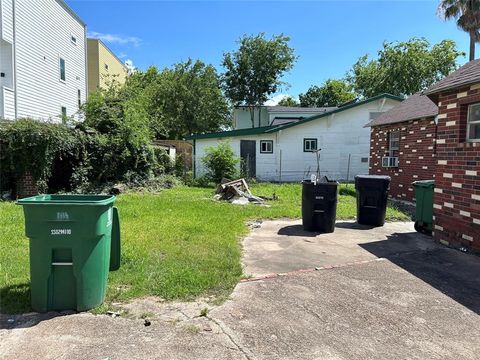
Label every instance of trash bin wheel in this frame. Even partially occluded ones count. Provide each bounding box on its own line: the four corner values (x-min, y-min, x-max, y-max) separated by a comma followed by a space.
414, 220, 423, 233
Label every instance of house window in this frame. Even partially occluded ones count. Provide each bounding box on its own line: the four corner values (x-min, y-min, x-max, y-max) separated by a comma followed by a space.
260, 140, 273, 153
387, 130, 400, 156
303, 138, 318, 152
59, 58, 66, 81
105, 64, 109, 71
61, 106, 67, 123
77, 89, 81, 108
467, 103, 480, 141
71, 34, 77, 45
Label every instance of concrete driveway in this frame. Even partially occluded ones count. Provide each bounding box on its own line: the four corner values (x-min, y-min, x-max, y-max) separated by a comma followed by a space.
1, 220, 480, 359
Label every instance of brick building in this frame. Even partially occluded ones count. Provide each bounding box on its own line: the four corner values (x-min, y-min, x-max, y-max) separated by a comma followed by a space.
424, 60, 480, 251
367, 93, 438, 202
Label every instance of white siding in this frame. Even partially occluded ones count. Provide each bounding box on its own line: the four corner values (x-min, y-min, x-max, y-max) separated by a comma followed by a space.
194, 98, 400, 182
0, 40, 14, 88
194, 134, 278, 181
0, 0, 14, 43
11, 0, 87, 121
1, 86, 15, 118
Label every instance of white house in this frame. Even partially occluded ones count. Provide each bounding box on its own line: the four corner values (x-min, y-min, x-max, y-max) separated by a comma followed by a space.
0, 0, 87, 121
187, 94, 402, 182
234, 105, 336, 129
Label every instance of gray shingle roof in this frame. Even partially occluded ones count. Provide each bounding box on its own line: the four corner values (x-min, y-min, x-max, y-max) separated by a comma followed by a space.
366, 92, 437, 127
266, 106, 337, 113
425, 59, 480, 96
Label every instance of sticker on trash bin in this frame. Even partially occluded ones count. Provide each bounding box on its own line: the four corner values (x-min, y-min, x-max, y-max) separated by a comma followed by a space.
51, 229, 72, 235
315, 196, 324, 200
56, 212, 70, 221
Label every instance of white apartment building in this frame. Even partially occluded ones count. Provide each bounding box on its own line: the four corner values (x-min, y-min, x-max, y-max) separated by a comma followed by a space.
0, 0, 87, 121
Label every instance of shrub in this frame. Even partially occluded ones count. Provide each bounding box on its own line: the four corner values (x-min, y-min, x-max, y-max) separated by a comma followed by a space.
201, 142, 240, 183
80, 90, 155, 184
0, 119, 89, 195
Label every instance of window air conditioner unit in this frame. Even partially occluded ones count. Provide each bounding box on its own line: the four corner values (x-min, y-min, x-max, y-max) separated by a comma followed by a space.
382, 156, 399, 168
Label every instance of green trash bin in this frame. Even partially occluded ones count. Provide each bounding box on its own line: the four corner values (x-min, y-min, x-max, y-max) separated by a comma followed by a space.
412, 180, 435, 234
16, 194, 121, 312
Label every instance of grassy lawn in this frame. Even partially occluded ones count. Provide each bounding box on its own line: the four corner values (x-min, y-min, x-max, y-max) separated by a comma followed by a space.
0, 183, 409, 314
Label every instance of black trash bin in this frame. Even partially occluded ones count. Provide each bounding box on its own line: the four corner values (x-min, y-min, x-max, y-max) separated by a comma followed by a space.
302, 179, 339, 233
354, 175, 391, 226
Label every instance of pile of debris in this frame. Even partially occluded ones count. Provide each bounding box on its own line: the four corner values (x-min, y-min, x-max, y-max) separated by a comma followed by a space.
214, 178, 267, 205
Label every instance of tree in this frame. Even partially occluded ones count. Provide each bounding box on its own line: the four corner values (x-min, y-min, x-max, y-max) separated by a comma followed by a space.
277, 96, 299, 107
222, 33, 297, 127
128, 60, 230, 139
299, 79, 357, 107
347, 38, 464, 98
438, 0, 480, 61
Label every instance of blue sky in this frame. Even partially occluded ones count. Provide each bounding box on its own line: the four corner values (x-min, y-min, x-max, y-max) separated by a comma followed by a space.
69, 0, 471, 102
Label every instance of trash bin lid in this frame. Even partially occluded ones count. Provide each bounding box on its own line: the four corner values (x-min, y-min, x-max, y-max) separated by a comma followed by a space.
17, 194, 116, 206
354, 175, 391, 181
412, 180, 435, 188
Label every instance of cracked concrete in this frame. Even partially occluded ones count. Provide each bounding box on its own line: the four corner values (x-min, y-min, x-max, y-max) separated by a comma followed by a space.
1, 220, 480, 359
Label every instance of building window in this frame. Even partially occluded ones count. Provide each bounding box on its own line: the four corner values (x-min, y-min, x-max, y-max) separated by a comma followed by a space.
61, 106, 67, 123
387, 130, 399, 156
77, 89, 81, 108
260, 140, 273, 153
303, 138, 318, 152
59, 58, 66, 81
467, 103, 480, 141
105, 64, 109, 71
71, 34, 77, 45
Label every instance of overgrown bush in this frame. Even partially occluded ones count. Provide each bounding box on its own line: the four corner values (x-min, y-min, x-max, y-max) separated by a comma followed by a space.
0, 114, 170, 196
0, 119, 89, 195
201, 142, 239, 183
80, 89, 156, 183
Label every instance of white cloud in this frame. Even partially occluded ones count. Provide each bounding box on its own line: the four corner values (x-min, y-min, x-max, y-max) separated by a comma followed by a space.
118, 52, 128, 59
124, 59, 136, 74
264, 94, 297, 106
88, 31, 141, 47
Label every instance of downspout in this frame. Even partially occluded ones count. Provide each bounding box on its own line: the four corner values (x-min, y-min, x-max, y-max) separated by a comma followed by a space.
12, 0, 17, 119
84, 23, 88, 102
193, 139, 196, 179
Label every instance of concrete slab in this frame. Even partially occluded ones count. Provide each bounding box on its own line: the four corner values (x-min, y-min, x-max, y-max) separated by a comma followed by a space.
0, 305, 246, 360
242, 220, 437, 277
212, 258, 480, 360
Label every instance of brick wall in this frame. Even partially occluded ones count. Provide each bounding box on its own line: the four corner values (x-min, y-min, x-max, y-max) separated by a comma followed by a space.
16, 172, 38, 198
432, 84, 480, 251
369, 117, 437, 202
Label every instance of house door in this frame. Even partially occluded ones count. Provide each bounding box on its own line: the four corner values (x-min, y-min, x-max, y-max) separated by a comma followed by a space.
240, 140, 256, 178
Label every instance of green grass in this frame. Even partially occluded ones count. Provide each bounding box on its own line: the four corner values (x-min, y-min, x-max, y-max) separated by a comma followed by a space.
0, 183, 409, 314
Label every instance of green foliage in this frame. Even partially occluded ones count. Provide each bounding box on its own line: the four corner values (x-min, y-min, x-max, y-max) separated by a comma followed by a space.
438, 0, 480, 60
299, 79, 357, 107
126, 60, 230, 139
347, 38, 465, 98
0, 119, 89, 195
202, 142, 240, 183
222, 33, 297, 127
277, 96, 299, 107
80, 88, 156, 183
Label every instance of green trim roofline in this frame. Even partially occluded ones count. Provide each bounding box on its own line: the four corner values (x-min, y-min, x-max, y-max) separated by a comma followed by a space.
184, 93, 403, 140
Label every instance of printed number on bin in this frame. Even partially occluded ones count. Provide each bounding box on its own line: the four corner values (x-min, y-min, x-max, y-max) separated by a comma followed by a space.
51, 229, 72, 235
315, 196, 324, 200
